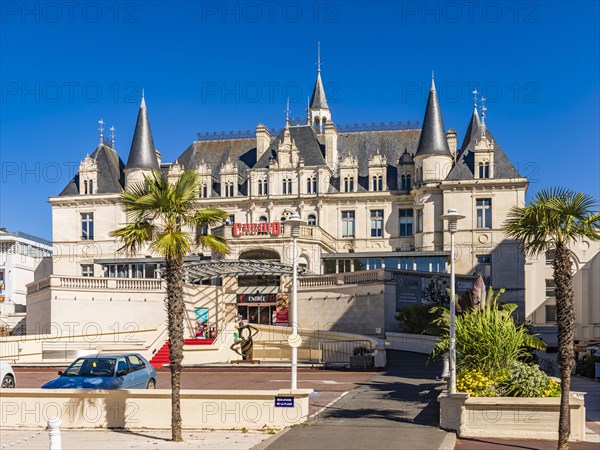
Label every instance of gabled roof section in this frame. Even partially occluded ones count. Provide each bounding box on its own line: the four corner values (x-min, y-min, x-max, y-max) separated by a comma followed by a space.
125, 96, 159, 171
415, 78, 451, 157
255, 125, 326, 168
58, 145, 125, 196
446, 127, 521, 180
310, 71, 329, 110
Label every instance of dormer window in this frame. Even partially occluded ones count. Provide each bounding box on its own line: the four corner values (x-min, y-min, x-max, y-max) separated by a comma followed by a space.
400, 174, 412, 191
282, 178, 292, 195
83, 179, 94, 195
343, 176, 354, 193
199, 183, 208, 198
372, 174, 383, 191
306, 176, 317, 194
307, 214, 317, 226
258, 178, 268, 196
223, 181, 235, 197
478, 161, 490, 179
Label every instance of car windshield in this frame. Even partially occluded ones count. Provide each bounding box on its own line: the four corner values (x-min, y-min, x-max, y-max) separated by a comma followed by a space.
63, 358, 116, 377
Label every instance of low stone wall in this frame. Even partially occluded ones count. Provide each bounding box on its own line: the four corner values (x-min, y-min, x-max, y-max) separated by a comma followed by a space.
386, 332, 439, 354
439, 391, 586, 441
0, 388, 312, 430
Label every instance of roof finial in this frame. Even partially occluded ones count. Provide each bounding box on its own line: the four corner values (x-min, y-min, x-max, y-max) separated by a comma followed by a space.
430, 70, 436, 91
472, 89, 479, 111
317, 41, 322, 73
306, 96, 311, 124
98, 118, 105, 144
109, 125, 116, 148
285, 97, 290, 127
140, 89, 146, 109
480, 96, 487, 136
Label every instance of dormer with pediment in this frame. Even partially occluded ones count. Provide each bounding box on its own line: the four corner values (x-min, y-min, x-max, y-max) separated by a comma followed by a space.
398, 148, 414, 191
79, 155, 98, 195
195, 160, 213, 198
368, 151, 387, 192
473, 131, 495, 179
167, 160, 184, 184
339, 153, 358, 193
276, 125, 300, 168
219, 158, 239, 198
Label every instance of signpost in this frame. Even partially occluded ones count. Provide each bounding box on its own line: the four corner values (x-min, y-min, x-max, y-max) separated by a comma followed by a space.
274, 396, 295, 408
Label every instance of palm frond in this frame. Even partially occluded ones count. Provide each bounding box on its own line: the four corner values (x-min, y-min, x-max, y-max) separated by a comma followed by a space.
110, 221, 155, 255
150, 231, 192, 259
197, 234, 230, 255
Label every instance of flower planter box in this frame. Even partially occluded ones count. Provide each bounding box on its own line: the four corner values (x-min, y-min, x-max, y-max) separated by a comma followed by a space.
438, 391, 586, 441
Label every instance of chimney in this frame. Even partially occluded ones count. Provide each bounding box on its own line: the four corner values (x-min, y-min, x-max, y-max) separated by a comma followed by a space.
255, 124, 271, 161
324, 121, 338, 170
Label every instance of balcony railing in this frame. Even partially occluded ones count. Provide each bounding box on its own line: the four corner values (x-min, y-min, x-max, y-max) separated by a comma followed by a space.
299, 269, 389, 288
27, 276, 164, 294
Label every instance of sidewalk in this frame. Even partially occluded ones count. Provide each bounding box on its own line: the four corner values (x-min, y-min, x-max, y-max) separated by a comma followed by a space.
0, 429, 271, 449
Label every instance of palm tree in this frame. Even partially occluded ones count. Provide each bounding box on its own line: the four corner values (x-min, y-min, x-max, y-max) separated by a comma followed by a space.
504, 187, 599, 449
111, 170, 229, 441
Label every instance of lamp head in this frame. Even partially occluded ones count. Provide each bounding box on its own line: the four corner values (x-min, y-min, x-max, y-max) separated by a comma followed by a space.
440, 208, 466, 233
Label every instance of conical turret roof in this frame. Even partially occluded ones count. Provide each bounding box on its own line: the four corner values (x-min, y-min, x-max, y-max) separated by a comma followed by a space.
460, 107, 481, 153
125, 94, 159, 170
310, 71, 329, 110
415, 78, 451, 157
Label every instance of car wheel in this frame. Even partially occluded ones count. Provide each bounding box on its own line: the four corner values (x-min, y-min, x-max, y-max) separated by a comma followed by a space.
1, 375, 15, 389
146, 379, 155, 389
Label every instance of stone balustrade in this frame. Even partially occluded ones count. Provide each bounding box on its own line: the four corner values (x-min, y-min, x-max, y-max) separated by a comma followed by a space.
27, 276, 165, 294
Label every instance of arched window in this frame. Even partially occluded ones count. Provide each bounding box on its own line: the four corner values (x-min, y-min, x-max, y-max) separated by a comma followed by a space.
478, 161, 490, 179
258, 215, 268, 223
307, 214, 317, 226
372, 174, 383, 191
224, 182, 235, 197
258, 178, 268, 196
343, 176, 354, 193
306, 176, 317, 194
282, 178, 292, 195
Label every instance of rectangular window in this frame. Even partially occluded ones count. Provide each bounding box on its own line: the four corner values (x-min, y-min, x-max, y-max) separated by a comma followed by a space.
228, 214, 235, 225
476, 198, 492, 229
416, 209, 423, 233
545, 304, 557, 323
81, 213, 94, 240
81, 264, 94, 277
545, 250, 555, 266
399, 208, 413, 236
370, 210, 384, 237
341, 211, 355, 238
476, 255, 492, 285
545, 279, 556, 297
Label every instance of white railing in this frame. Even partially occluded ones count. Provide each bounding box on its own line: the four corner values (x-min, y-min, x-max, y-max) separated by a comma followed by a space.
28, 276, 165, 293
299, 269, 387, 288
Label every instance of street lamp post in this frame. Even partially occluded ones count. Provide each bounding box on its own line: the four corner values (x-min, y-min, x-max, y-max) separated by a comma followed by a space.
440, 208, 465, 394
285, 213, 306, 390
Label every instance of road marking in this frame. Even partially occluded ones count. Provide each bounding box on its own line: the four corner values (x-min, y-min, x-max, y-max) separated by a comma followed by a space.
269, 379, 340, 384
309, 391, 349, 419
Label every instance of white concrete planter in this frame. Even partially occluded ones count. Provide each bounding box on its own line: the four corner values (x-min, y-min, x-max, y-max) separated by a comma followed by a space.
438, 391, 586, 441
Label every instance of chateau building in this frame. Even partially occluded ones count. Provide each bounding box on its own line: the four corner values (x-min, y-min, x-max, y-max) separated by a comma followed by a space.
28, 60, 599, 343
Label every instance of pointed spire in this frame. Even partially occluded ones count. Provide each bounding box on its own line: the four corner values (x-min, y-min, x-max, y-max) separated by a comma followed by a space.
415, 73, 451, 157
306, 96, 311, 125
125, 94, 159, 171
109, 126, 116, 148
460, 104, 482, 152
309, 42, 329, 110
480, 96, 487, 136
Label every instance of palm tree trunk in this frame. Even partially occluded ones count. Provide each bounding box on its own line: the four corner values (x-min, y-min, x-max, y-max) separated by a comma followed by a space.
554, 243, 575, 450
165, 255, 185, 442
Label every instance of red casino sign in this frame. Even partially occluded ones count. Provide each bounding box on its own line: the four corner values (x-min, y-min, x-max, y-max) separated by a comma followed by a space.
232, 221, 282, 237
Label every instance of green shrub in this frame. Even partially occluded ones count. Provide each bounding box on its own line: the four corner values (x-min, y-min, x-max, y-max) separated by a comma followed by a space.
495, 361, 560, 397
395, 303, 441, 335
582, 354, 599, 379
429, 294, 546, 376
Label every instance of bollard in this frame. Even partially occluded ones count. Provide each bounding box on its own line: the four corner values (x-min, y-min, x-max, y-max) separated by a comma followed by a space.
48, 416, 62, 450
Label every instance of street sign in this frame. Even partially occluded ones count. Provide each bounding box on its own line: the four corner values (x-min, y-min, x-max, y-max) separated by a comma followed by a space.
274, 396, 294, 408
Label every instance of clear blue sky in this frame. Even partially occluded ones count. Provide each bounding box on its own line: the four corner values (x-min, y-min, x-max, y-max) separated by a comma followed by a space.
1, 1, 599, 240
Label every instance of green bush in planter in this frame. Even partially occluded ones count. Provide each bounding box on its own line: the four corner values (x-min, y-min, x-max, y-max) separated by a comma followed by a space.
496, 361, 561, 397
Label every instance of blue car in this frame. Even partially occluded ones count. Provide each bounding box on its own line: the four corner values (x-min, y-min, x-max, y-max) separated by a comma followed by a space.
42, 353, 156, 389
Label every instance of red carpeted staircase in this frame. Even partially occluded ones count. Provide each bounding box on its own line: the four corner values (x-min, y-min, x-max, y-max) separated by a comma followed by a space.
150, 338, 215, 368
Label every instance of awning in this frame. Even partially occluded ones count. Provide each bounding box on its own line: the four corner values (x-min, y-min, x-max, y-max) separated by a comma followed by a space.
184, 260, 311, 283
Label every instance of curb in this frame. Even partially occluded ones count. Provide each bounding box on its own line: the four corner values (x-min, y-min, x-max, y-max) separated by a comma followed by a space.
439, 432, 457, 450
251, 427, 293, 450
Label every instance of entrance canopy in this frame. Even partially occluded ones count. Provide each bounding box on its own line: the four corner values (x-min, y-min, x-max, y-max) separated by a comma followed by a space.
184, 260, 309, 283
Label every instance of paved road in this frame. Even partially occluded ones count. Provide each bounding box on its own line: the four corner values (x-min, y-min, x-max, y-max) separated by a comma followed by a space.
258, 351, 452, 450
